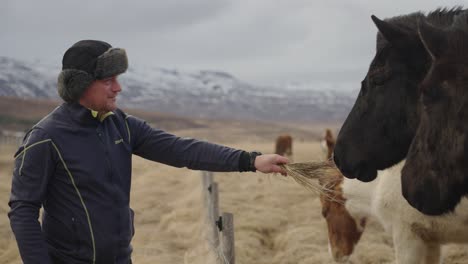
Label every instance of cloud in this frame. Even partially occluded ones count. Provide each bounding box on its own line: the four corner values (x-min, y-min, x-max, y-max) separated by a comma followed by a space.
3, 0, 231, 32
1, 0, 466, 87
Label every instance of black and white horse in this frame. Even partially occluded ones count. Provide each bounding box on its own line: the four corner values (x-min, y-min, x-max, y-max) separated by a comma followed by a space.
332, 8, 465, 215
402, 12, 468, 215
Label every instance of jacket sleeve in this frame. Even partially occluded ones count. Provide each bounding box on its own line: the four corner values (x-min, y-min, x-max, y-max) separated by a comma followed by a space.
125, 115, 245, 171
8, 128, 56, 264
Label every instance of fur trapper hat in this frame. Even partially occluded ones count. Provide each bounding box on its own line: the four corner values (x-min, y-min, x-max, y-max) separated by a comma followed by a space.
57, 40, 128, 102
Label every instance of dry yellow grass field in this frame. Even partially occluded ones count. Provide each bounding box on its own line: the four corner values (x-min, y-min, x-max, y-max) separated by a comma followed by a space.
1, 122, 467, 264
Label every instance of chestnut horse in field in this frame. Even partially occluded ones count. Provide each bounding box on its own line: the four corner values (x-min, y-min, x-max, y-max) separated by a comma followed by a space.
275, 134, 292, 157
323, 129, 336, 160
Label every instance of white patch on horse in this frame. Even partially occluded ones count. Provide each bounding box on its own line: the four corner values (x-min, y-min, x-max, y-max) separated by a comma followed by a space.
342, 160, 468, 263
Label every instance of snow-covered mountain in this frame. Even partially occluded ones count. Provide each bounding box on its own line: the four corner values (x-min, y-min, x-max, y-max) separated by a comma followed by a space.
0, 56, 359, 122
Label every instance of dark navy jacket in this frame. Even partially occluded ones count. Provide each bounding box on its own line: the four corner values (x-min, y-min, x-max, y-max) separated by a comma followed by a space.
8, 102, 243, 264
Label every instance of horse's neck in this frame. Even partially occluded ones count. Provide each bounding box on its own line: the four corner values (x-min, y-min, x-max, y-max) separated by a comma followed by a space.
342, 161, 406, 217
375, 161, 468, 242
341, 175, 380, 217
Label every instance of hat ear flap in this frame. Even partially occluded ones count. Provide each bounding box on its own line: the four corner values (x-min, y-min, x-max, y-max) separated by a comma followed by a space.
57, 69, 94, 102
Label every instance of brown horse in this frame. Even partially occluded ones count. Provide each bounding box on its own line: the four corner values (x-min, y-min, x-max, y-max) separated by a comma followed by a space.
402, 12, 468, 215
324, 129, 336, 160
319, 134, 366, 262
274, 134, 292, 157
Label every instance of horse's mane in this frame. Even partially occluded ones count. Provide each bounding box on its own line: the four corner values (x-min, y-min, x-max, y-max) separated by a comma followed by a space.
426, 7, 465, 27
376, 7, 465, 49
452, 10, 468, 31
448, 11, 468, 56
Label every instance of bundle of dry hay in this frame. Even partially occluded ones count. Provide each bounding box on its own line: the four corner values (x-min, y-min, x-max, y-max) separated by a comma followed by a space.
279, 161, 341, 195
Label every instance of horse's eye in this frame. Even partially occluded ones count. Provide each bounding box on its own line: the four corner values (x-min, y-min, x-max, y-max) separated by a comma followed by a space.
371, 74, 386, 86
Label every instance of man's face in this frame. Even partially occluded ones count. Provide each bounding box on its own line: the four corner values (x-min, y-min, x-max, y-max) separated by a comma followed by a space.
79, 76, 122, 112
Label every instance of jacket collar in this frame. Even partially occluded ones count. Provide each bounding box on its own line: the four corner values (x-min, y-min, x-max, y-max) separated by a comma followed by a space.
63, 102, 114, 126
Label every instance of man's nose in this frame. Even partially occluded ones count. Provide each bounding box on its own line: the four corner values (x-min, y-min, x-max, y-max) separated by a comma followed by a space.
113, 80, 122, 92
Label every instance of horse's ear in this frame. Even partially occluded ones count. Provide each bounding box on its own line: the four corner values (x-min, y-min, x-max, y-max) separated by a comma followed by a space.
371, 15, 421, 52
371, 15, 408, 44
418, 18, 447, 60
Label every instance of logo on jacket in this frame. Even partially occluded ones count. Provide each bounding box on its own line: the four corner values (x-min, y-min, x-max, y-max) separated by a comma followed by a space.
115, 139, 124, 145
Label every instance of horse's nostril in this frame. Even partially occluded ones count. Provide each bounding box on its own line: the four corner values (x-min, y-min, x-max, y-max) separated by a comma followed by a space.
350, 163, 377, 182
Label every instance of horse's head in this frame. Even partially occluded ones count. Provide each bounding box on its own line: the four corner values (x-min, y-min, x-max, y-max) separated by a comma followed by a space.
333, 14, 427, 182
402, 13, 468, 215
334, 9, 464, 182
319, 171, 367, 262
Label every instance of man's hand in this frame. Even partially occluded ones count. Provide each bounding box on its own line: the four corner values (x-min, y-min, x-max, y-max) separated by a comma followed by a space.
254, 154, 289, 176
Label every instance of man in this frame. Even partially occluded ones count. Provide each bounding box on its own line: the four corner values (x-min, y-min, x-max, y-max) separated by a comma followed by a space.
8, 40, 289, 264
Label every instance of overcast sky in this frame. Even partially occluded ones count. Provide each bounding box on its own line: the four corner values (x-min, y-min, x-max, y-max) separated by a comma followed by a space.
1, 0, 466, 88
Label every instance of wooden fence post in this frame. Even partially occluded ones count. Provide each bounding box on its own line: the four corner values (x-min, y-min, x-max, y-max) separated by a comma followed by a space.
201, 171, 236, 264
202, 171, 213, 190
209, 182, 220, 247
201, 171, 220, 248
219, 212, 235, 264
